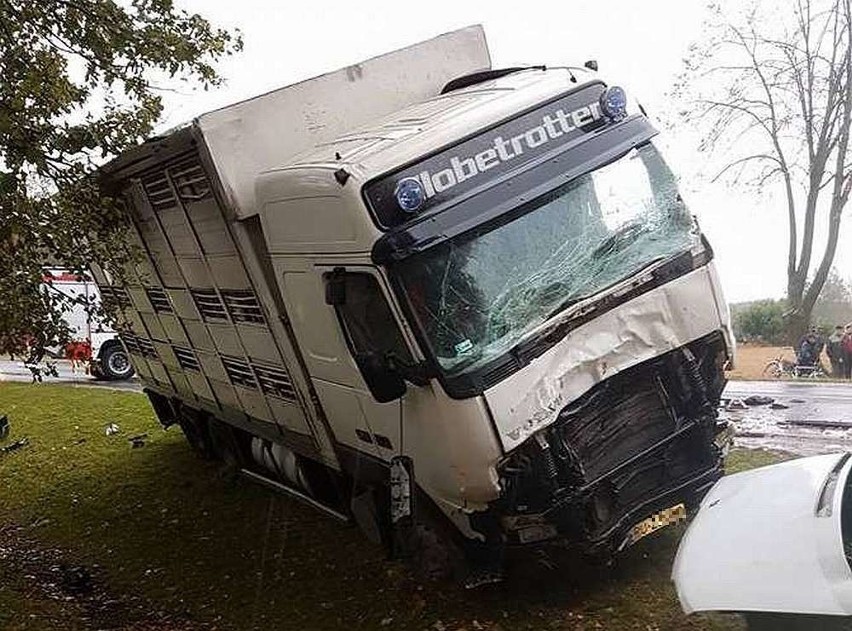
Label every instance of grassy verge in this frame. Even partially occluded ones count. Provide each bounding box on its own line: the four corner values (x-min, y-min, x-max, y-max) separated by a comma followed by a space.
0, 383, 788, 630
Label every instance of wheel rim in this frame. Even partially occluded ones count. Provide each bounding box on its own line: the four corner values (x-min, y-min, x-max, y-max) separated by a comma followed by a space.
108, 350, 131, 377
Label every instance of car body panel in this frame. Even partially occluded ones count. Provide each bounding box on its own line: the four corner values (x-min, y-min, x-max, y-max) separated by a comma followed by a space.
672, 453, 852, 615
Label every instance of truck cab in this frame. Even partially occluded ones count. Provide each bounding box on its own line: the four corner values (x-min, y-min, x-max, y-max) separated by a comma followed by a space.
256, 67, 732, 560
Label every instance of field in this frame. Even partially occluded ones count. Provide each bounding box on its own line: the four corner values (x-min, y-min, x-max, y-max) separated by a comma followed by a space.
0, 383, 786, 630
727, 344, 795, 380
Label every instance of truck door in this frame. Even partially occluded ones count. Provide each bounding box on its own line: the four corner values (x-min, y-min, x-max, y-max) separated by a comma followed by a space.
279, 264, 414, 464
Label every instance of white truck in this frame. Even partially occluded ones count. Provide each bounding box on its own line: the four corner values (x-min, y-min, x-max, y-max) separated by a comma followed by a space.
43, 270, 135, 380
96, 26, 734, 581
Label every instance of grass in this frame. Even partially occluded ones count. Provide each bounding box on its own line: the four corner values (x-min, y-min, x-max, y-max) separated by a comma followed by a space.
0, 383, 790, 630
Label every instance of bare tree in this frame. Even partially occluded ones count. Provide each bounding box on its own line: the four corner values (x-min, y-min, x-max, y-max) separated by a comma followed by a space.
677, 0, 851, 340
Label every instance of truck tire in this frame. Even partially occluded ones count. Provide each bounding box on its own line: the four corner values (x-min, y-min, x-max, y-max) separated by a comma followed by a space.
100, 343, 135, 381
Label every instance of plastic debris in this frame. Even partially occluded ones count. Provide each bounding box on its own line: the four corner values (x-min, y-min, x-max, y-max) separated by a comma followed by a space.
58, 564, 92, 595
770, 402, 790, 410
128, 433, 148, 449
0, 437, 29, 454
744, 395, 774, 406
0, 415, 8, 441
727, 399, 748, 410
105, 423, 120, 436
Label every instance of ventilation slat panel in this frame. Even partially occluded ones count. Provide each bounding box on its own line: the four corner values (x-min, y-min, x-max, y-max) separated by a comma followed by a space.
120, 333, 140, 354
141, 172, 178, 213
222, 290, 265, 325
100, 286, 130, 310
253, 363, 297, 403
121, 333, 157, 360
136, 336, 158, 359
190, 289, 228, 321
146, 287, 173, 314
222, 356, 257, 389
170, 159, 212, 202
173, 346, 200, 372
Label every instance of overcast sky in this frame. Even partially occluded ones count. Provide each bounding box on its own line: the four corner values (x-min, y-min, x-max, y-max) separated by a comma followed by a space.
165, 0, 851, 304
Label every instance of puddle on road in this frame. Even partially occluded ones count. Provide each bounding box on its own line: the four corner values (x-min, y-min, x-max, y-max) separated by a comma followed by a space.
724, 399, 852, 456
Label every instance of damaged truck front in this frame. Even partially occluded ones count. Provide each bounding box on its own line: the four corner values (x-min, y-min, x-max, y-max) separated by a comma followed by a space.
97, 27, 733, 582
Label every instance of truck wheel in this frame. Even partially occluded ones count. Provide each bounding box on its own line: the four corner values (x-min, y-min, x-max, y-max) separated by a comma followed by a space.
100, 343, 135, 381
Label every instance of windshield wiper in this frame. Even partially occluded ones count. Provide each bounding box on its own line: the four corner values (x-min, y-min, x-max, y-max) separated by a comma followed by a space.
545, 294, 582, 321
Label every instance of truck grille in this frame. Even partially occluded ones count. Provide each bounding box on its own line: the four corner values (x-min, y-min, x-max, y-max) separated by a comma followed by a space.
222, 290, 265, 325
497, 334, 727, 546
173, 346, 200, 371
146, 287, 172, 314
191, 289, 228, 321
222, 356, 257, 389
254, 363, 297, 402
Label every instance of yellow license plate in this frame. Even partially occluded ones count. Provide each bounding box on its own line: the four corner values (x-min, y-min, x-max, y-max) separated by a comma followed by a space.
624, 503, 687, 548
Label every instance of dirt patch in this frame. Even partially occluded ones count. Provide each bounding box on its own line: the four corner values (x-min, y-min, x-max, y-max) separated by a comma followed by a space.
728, 344, 795, 380
0, 524, 208, 631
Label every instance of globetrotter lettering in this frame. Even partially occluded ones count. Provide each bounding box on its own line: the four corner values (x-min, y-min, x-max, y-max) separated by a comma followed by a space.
405, 102, 603, 199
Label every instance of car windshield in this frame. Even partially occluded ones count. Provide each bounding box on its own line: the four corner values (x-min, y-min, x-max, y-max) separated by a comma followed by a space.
394, 142, 700, 376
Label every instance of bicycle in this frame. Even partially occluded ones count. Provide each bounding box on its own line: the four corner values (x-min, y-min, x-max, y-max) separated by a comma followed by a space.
763, 355, 826, 379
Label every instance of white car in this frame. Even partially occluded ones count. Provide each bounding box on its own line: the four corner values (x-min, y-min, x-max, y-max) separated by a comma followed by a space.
672, 453, 852, 629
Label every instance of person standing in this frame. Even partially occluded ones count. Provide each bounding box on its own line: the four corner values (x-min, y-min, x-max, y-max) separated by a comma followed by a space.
797, 328, 820, 366
843, 324, 852, 380
828, 326, 846, 378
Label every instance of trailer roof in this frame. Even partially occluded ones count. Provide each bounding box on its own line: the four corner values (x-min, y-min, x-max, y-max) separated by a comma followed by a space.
101, 26, 491, 218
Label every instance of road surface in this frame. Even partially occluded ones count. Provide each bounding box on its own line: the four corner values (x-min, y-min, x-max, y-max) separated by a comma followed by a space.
0, 359, 142, 392
723, 379, 852, 455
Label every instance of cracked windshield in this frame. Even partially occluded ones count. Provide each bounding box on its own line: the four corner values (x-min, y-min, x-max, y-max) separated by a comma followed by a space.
396, 142, 698, 374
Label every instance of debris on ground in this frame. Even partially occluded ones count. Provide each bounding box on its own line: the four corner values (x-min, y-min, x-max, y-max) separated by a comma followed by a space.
105, 423, 120, 436
770, 402, 790, 410
0, 414, 8, 441
128, 433, 148, 449
744, 395, 774, 407
726, 399, 748, 410
58, 564, 93, 595
0, 437, 29, 455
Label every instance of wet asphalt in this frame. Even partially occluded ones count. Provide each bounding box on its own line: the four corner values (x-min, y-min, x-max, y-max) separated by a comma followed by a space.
0, 359, 142, 392
723, 379, 852, 455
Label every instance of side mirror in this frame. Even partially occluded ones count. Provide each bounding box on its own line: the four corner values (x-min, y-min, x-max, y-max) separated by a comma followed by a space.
354, 352, 406, 403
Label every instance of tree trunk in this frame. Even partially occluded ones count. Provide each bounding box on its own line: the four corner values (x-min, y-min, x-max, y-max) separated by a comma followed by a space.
784, 307, 810, 346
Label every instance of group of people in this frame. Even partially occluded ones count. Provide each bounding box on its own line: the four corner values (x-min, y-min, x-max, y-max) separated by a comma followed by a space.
797, 324, 852, 379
